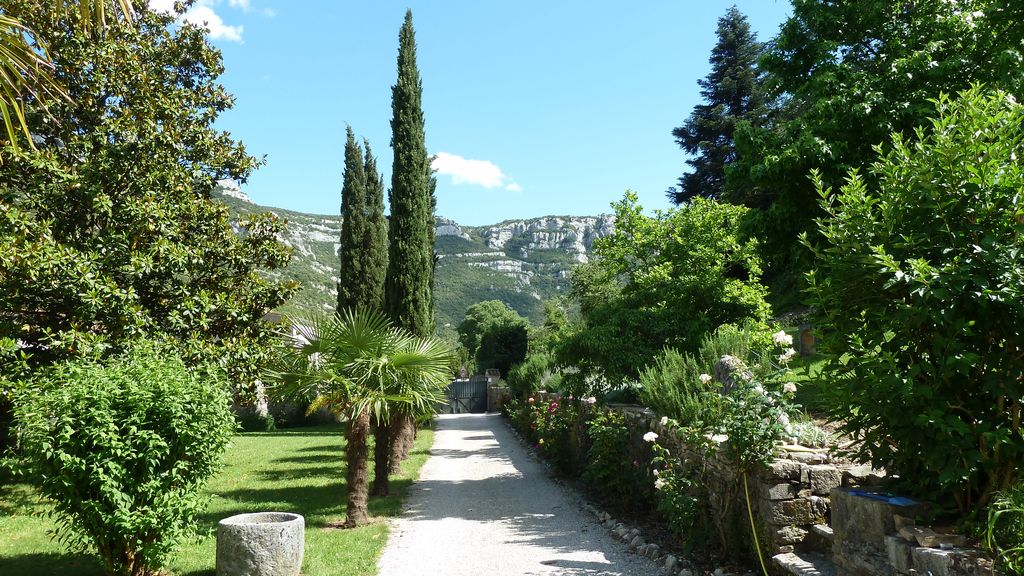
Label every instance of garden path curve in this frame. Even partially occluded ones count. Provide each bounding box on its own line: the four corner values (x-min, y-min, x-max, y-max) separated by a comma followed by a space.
377, 413, 661, 576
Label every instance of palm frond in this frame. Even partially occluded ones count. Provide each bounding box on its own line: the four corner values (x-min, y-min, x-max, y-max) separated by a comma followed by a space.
264, 308, 455, 421
0, 14, 65, 157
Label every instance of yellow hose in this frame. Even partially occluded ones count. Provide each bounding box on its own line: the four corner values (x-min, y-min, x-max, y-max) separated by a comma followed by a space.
743, 471, 771, 576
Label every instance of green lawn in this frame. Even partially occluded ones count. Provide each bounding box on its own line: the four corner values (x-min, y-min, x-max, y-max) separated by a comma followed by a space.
0, 424, 434, 576
785, 353, 828, 413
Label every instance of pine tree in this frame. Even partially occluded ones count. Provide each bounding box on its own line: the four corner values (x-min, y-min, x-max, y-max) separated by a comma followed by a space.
384, 9, 436, 475
337, 126, 368, 312
667, 6, 766, 204
385, 9, 434, 337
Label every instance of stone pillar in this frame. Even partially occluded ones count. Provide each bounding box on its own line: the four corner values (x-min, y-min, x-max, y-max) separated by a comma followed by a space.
831, 488, 924, 576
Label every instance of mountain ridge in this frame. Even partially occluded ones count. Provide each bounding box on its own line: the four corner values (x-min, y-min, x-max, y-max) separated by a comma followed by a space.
214, 184, 614, 329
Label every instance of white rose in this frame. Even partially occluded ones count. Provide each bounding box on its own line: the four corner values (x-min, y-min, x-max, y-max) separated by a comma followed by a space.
772, 330, 794, 347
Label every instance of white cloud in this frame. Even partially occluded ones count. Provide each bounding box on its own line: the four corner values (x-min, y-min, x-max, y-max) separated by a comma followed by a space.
147, 0, 245, 42
147, 0, 176, 13
182, 5, 243, 41
431, 152, 520, 191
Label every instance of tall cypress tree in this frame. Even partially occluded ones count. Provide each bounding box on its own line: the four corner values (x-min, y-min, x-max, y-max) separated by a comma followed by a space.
667, 6, 766, 204
383, 9, 436, 475
361, 139, 388, 312
337, 126, 368, 312
364, 141, 395, 496
385, 9, 434, 338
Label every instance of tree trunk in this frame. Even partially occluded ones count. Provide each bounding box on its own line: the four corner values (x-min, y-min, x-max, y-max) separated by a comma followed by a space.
388, 414, 415, 474
370, 420, 391, 496
344, 409, 371, 527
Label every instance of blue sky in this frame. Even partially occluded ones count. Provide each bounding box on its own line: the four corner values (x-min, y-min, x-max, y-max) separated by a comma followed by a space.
158, 1, 792, 225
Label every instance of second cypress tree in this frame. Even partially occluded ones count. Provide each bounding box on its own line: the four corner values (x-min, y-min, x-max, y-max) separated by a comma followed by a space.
361, 139, 388, 312
338, 126, 368, 313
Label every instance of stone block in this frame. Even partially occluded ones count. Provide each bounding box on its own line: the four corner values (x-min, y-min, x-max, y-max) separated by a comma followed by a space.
912, 547, 956, 576
786, 449, 831, 464
771, 551, 837, 576
217, 512, 304, 576
776, 525, 810, 546
768, 459, 804, 482
762, 482, 799, 500
764, 498, 827, 525
804, 524, 834, 554
830, 488, 925, 549
910, 546, 999, 576
886, 535, 913, 574
809, 495, 830, 519
841, 465, 887, 487
809, 465, 843, 496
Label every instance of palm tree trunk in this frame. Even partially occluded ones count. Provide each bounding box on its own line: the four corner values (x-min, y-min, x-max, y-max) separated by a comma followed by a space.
370, 420, 391, 496
388, 414, 415, 474
344, 409, 371, 527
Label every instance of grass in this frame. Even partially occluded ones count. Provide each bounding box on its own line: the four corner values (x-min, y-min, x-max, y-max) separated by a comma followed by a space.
783, 343, 830, 416
0, 423, 434, 576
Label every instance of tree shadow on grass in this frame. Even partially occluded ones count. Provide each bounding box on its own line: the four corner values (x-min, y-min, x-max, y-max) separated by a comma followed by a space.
269, 453, 341, 466
241, 426, 342, 438
0, 552, 105, 576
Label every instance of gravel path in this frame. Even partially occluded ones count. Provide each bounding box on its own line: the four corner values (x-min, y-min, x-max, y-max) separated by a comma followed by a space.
377, 413, 663, 576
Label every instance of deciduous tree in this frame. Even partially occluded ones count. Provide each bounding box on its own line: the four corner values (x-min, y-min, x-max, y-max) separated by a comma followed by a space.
729, 0, 1024, 296
806, 88, 1024, 513
0, 4, 294, 405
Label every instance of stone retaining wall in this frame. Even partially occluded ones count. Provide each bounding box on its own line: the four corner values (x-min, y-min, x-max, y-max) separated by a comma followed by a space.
612, 405, 877, 557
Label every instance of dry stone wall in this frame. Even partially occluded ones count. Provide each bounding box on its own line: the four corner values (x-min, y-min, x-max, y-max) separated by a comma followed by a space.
613, 405, 865, 557
610, 405, 1000, 576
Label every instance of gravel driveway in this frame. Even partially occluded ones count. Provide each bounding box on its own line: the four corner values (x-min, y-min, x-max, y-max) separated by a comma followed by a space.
377, 413, 662, 576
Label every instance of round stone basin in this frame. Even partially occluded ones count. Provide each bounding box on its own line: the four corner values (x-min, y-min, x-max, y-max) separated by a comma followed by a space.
216, 512, 304, 576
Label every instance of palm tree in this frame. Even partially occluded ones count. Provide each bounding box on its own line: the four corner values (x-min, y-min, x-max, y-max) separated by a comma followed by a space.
267, 308, 453, 527
0, 1, 135, 158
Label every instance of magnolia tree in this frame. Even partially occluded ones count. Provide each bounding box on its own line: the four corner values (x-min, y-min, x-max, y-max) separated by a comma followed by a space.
807, 87, 1024, 512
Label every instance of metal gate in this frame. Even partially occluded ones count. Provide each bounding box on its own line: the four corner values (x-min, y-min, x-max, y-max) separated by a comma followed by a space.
441, 376, 489, 414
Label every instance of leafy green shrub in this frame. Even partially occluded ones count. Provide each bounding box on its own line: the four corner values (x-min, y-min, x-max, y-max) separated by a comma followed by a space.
719, 378, 791, 468
638, 347, 712, 426
13, 343, 235, 576
806, 88, 1024, 511
639, 324, 769, 427
649, 439, 701, 548
533, 398, 581, 473
789, 416, 834, 448
556, 192, 772, 389
988, 482, 1024, 575
507, 352, 556, 400
583, 410, 651, 502
697, 323, 768, 368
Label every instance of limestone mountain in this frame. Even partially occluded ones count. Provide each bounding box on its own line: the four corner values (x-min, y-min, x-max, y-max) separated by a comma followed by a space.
215, 185, 614, 329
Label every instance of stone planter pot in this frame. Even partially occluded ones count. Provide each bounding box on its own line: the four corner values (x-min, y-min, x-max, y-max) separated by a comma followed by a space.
216, 512, 304, 576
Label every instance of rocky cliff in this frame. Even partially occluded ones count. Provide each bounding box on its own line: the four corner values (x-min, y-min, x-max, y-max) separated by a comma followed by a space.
215, 185, 614, 328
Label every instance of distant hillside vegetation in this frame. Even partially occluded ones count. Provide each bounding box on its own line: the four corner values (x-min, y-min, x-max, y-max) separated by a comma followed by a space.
215, 183, 614, 329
